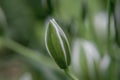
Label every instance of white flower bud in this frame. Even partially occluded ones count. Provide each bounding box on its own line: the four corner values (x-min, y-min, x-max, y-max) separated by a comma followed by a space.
45, 18, 71, 69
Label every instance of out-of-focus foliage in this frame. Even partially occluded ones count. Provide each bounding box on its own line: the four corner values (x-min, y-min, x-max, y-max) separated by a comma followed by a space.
0, 0, 120, 80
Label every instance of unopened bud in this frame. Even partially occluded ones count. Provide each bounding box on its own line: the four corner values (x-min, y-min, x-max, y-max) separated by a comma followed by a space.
45, 18, 71, 69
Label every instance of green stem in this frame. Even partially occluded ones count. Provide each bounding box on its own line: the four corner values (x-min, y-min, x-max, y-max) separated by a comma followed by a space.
0, 37, 58, 70
107, 0, 117, 80
64, 68, 79, 80
87, 0, 104, 56
113, 5, 120, 62
113, 11, 118, 44
107, 0, 112, 54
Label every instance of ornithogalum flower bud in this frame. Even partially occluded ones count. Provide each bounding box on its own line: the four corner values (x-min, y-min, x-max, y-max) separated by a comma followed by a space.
45, 18, 71, 69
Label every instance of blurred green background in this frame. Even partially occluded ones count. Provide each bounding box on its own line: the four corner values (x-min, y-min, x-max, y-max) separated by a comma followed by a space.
0, 0, 120, 80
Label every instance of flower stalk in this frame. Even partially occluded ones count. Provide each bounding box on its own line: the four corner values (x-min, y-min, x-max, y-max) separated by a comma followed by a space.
64, 68, 79, 80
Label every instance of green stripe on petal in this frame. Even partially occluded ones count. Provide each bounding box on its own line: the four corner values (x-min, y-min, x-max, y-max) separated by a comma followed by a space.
45, 18, 71, 69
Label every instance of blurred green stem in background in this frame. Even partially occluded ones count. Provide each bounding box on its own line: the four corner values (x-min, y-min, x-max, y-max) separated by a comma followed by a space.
112, 0, 120, 61
107, 0, 117, 80
79, 0, 87, 39
87, 0, 104, 56
107, 0, 112, 57
0, 37, 59, 70
64, 67, 79, 80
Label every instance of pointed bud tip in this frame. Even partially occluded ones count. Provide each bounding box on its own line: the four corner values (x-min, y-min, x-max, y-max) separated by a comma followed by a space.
45, 18, 71, 69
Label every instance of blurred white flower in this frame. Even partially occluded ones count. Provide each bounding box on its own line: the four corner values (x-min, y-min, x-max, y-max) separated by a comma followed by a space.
71, 38, 100, 80
71, 38, 111, 80
94, 12, 115, 42
85, 12, 115, 42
